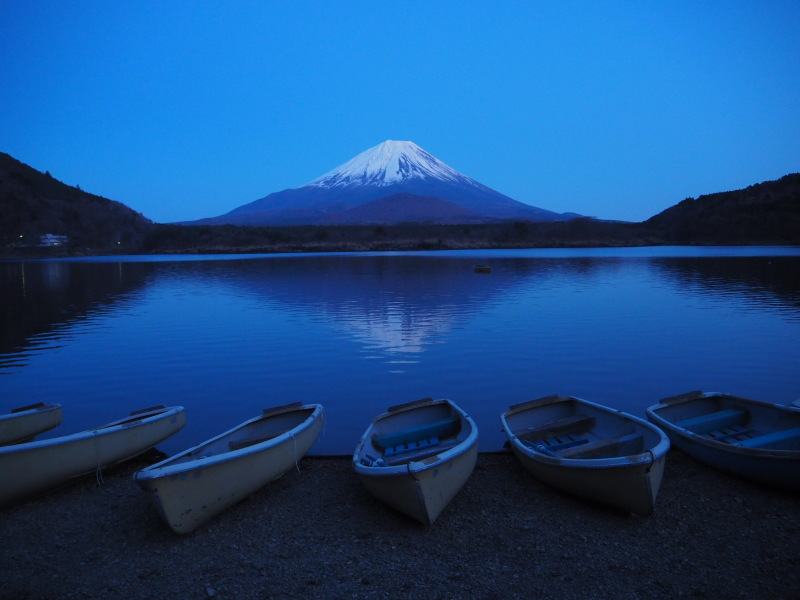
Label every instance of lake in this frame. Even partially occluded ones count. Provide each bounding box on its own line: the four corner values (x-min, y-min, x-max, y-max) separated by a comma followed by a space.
2, 247, 799, 456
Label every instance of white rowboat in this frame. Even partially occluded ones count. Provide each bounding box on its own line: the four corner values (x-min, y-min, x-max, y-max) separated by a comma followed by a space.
646, 391, 800, 492
501, 395, 670, 515
0, 405, 185, 508
353, 398, 478, 525
0, 403, 62, 446
134, 403, 324, 534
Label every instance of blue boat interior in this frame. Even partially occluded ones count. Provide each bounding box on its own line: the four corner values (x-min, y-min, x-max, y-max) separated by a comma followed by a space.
737, 427, 800, 449
677, 409, 749, 434
368, 415, 462, 466
384, 435, 440, 458
676, 408, 800, 450
375, 417, 459, 450
515, 414, 645, 460
228, 432, 281, 451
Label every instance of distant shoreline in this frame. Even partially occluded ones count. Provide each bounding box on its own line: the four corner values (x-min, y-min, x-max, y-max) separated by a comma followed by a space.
3, 237, 796, 260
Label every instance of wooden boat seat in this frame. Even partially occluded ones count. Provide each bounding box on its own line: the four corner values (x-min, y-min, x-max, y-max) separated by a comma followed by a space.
557, 433, 644, 459
523, 436, 589, 458
524, 435, 589, 453
703, 425, 754, 444
228, 432, 281, 451
514, 414, 595, 442
676, 409, 748, 434
374, 416, 459, 450
735, 426, 800, 449
10, 402, 48, 413
383, 438, 460, 466
385, 436, 439, 458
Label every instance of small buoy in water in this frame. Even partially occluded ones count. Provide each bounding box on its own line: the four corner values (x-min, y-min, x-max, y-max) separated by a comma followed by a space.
473, 265, 491, 274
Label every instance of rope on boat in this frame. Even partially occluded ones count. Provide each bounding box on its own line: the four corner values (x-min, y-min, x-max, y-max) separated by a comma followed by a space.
644, 449, 655, 473
93, 430, 105, 486
293, 433, 300, 473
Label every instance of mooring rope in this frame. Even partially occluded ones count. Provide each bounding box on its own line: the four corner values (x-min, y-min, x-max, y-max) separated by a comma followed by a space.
94, 430, 105, 486
293, 433, 300, 473
645, 449, 655, 473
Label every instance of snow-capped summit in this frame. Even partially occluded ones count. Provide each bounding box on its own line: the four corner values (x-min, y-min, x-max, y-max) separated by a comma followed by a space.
188, 141, 574, 226
307, 140, 472, 188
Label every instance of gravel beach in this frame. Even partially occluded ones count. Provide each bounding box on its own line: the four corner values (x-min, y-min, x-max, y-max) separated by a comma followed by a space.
1, 450, 798, 600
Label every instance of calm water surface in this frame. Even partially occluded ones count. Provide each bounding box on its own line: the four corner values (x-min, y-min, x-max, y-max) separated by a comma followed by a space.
2, 247, 799, 455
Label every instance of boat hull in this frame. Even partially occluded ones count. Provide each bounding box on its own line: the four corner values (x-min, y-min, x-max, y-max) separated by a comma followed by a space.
508, 443, 666, 515
353, 398, 479, 525
0, 406, 185, 507
647, 391, 800, 492
134, 404, 324, 534
355, 440, 478, 525
502, 395, 670, 515
0, 403, 63, 446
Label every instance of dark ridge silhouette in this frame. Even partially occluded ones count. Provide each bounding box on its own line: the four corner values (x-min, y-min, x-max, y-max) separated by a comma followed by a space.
0, 152, 153, 250
644, 173, 800, 244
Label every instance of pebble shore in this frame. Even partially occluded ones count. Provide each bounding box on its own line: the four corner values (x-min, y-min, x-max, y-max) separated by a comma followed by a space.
1, 450, 798, 600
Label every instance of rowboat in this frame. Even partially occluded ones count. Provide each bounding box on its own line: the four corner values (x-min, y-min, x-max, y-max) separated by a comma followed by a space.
646, 391, 800, 492
0, 405, 185, 508
501, 395, 670, 515
134, 402, 324, 534
353, 398, 478, 525
0, 402, 63, 446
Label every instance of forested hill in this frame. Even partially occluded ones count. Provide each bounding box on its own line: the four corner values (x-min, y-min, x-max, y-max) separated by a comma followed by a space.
0, 152, 153, 250
644, 173, 800, 244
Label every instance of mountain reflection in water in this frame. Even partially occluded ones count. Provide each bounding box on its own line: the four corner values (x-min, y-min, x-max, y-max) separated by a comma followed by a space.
1, 249, 799, 455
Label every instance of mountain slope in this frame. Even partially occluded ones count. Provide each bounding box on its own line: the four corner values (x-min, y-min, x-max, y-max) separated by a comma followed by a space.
0, 152, 153, 248
307, 140, 491, 189
644, 173, 800, 243
189, 140, 571, 225
322, 193, 486, 225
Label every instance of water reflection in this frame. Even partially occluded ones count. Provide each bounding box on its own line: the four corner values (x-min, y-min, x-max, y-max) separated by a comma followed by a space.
223, 255, 511, 358
2, 251, 799, 455
650, 256, 800, 320
6, 253, 799, 366
0, 261, 157, 368
215, 255, 673, 358
4, 253, 800, 372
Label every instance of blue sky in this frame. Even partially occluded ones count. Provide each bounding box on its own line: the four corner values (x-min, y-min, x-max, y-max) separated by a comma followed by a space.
2, 2, 798, 223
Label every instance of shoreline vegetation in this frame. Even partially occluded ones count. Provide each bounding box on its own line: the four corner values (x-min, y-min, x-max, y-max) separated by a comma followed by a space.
118, 220, 669, 255
3, 218, 798, 260
1, 450, 798, 599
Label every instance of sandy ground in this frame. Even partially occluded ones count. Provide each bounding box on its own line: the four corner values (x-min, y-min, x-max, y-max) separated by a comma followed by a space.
1, 450, 798, 600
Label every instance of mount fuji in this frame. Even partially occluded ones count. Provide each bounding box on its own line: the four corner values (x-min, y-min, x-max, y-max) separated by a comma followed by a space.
187, 140, 573, 226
